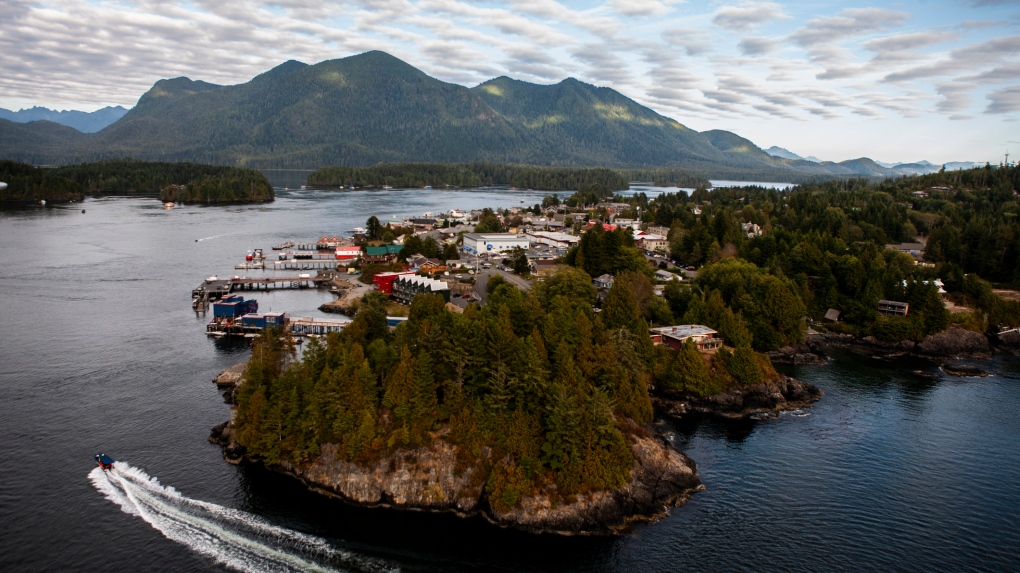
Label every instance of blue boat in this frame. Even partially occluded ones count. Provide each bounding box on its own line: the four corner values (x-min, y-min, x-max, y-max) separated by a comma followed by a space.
94, 453, 114, 471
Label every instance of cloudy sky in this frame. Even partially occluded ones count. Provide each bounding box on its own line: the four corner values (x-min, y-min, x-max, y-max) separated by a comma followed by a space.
2, 0, 1019, 164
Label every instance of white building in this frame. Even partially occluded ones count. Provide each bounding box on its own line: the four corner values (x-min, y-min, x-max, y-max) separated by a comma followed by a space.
638, 233, 669, 252
463, 233, 530, 255
527, 231, 579, 250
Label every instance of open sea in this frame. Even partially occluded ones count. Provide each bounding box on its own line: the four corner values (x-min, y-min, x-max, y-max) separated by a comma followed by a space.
1, 177, 1018, 572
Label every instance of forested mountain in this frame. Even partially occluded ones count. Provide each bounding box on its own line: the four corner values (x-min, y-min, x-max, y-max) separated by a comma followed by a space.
0, 51, 966, 179
0, 105, 128, 133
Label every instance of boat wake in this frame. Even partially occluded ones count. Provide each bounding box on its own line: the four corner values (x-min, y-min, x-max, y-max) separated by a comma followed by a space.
89, 463, 396, 573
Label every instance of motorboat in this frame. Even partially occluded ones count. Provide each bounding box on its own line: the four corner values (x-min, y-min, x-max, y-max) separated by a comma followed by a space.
94, 453, 114, 471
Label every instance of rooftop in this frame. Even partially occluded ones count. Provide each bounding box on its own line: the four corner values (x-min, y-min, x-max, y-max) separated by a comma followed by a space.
650, 325, 718, 337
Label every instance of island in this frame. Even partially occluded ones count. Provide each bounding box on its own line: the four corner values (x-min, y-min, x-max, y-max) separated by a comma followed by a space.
0, 159, 274, 204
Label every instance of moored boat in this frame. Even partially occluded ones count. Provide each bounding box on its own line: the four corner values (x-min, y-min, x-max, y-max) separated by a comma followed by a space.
94, 453, 114, 471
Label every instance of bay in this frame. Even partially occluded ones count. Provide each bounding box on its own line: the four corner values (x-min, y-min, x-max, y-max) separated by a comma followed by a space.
0, 187, 1017, 572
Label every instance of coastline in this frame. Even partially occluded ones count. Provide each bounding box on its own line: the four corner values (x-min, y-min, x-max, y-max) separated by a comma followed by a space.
210, 420, 704, 536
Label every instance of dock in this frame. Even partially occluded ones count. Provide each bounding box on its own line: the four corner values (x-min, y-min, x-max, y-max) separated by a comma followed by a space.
206, 316, 351, 337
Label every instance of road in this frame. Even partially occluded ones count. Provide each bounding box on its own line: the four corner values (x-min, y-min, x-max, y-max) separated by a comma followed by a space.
472, 268, 532, 301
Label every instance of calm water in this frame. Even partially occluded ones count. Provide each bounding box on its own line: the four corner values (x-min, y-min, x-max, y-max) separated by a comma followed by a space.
1, 187, 1018, 572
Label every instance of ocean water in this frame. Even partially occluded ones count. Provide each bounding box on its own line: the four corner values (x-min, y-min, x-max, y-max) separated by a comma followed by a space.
0, 186, 1017, 572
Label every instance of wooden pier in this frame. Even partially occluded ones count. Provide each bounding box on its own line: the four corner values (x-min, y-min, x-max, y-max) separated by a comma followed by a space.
192, 275, 329, 308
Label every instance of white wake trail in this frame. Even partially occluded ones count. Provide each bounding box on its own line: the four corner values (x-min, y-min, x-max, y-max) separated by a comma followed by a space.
89, 462, 396, 573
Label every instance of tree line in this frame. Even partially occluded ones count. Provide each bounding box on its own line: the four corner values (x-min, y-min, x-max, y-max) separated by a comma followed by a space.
307, 162, 633, 191
0, 159, 273, 203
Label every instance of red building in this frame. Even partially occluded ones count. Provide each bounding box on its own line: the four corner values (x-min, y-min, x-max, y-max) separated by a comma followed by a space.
373, 271, 414, 294
335, 245, 363, 260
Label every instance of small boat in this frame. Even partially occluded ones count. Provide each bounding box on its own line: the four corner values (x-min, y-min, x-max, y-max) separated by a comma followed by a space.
164, 202, 174, 209
246, 250, 253, 261
94, 453, 115, 471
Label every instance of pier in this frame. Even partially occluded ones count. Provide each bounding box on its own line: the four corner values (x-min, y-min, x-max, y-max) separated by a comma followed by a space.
205, 316, 352, 337
192, 275, 330, 314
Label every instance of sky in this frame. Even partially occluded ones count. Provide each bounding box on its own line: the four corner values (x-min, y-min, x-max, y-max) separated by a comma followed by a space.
2, 0, 1019, 165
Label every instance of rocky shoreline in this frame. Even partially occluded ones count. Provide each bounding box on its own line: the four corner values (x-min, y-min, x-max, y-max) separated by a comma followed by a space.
768, 327, 1000, 364
651, 375, 823, 420
209, 421, 703, 536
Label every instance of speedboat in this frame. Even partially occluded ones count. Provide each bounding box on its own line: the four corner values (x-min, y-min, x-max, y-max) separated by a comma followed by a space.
94, 453, 114, 471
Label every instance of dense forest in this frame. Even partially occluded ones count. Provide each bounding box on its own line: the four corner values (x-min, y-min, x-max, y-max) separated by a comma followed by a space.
306, 162, 635, 191
0, 159, 273, 203
571, 164, 1020, 350
233, 268, 777, 508
0, 160, 83, 202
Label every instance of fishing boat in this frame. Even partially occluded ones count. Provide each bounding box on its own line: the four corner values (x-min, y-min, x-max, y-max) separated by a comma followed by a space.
94, 453, 115, 471
272, 241, 294, 250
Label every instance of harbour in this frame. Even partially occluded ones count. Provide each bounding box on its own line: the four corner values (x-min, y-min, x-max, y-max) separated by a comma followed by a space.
4, 189, 1017, 573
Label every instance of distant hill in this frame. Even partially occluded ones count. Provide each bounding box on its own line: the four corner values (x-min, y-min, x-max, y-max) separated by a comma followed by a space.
0, 105, 128, 133
0, 51, 966, 181
765, 145, 984, 177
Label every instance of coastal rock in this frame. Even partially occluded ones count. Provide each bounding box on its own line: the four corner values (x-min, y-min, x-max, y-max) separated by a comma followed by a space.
212, 423, 702, 535
297, 440, 483, 514
490, 434, 702, 535
767, 343, 828, 365
918, 327, 990, 358
997, 330, 1020, 354
653, 376, 822, 419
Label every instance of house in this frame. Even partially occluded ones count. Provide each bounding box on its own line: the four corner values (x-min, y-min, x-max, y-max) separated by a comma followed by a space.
649, 325, 723, 352
364, 244, 402, 263
878, 300, 909, 316
335, 245, 363, 261
373, 271, 415, 294
903, 279, 947, 297
886, 242, 926, 260
741, 222, 762, 238
420, 258, 446, 275
824, 308, 841, 322
593, 273, 614, 290
463, 233, 529, 254
408, 218, 437, 231
654, 269, 681, 282
406, 253, 429, 270
638, 234, 669, 252
392, 275, 450, 304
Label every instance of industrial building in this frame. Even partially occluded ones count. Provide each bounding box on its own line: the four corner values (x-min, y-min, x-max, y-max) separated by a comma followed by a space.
463, 233, 530, 254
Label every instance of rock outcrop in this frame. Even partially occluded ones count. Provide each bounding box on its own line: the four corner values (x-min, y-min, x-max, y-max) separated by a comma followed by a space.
998, 330, 1020, 354
490, 434, 702, 534
767, 343, 828, 365
917, 327, 990, 358
210, 422, 702, 535
652, 375, 822, 420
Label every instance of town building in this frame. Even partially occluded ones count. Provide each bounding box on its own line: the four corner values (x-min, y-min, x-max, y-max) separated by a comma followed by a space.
335, 245, 363, 261
649, 325, 723, 352
593, 273, 615, 290
463, 233, 530, 254
527, 231, 579, 251
373, 271, 414, 294
392, 275, 451, 304
878, 300, 910, 316
363, 244, 402, 263
638, 233, 669, 252
886, 242, 926, 261
654, 269, 682, 282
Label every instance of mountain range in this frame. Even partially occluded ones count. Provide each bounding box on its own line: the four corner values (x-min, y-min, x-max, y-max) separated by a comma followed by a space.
763, 146, 980, 175
0, 105, 128, 133
0, 51, 974, 180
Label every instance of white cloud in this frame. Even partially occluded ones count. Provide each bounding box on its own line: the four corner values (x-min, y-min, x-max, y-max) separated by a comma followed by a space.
713, 2, 788, 32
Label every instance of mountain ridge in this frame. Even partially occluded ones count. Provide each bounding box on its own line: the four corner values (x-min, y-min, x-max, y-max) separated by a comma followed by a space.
0, 51, 944, 180
0, 105, 128, 133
